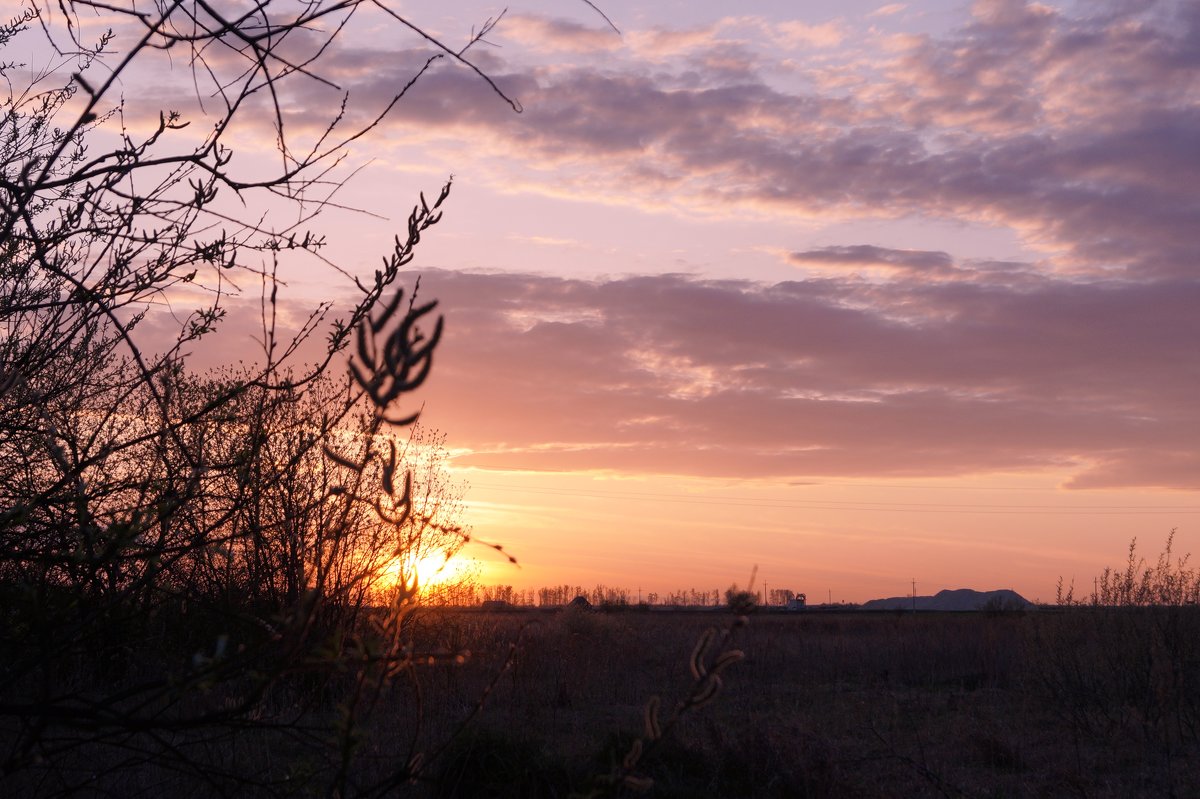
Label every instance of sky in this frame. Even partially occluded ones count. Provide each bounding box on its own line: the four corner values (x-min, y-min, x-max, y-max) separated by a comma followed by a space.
38, 0, 1200, 602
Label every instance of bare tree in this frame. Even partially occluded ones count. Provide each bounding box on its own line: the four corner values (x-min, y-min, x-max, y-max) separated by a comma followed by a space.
0, 0, 549, 793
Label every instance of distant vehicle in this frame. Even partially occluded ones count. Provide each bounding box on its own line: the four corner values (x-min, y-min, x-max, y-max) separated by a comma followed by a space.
786, 594, 807, 610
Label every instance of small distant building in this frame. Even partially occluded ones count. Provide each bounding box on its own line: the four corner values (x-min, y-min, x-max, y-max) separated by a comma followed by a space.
567, 595, 592, 610
481, 599, 512, 611
786, 593, 807, 610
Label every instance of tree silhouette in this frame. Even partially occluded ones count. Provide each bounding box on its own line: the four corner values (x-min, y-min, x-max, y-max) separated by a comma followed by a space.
0, 1, 543, 793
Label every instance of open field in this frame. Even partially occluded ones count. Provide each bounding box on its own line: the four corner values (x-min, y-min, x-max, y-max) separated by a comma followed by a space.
6, 604, 1200, 797
365, 606, 1200, 797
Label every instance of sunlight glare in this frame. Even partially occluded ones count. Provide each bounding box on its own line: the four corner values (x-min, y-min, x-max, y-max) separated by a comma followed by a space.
384, 550, 473, 595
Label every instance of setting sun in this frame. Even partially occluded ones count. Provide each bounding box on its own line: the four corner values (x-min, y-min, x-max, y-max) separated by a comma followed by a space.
382, 551, 477, 595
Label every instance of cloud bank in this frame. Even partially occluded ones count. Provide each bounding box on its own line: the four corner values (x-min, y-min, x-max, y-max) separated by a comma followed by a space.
412, 268, 1199, 490
131, 1, 1197, 492
241, 0, 1200, 282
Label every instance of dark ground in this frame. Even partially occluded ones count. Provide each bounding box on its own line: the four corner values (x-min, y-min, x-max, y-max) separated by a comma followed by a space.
391, 605, 1200, 797
7, 604, 1200, 797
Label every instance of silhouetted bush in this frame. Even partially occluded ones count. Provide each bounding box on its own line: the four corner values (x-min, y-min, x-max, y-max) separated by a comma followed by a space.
1034, 533, 1200, 795
0, 2, 524, 794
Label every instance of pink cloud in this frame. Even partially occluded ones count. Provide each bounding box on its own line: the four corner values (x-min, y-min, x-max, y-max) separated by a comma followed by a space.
789, 245, 959, 278
104, 2, 1200, 496
626, 25, 722, 58
85, 0, 1200, 291
392, 269, 1200, 490
500, 14, 621, 54
277, 2, 1191, 281
769, 19, 847, 48
142, 259, 1198, 492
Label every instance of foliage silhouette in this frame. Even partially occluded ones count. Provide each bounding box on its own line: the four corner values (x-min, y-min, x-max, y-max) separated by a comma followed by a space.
0, 4, 751, 796
1040, 531, 1200, 790
0, 1, 535, 793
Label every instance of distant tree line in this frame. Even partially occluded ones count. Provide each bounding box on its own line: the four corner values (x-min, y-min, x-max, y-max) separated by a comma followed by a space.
456, 584, 771, 608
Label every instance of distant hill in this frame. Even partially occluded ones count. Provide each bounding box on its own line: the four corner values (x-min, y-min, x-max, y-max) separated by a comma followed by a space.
860, 588, 1033, 612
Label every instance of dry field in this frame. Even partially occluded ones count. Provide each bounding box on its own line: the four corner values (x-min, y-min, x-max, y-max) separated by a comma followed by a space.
361, 605, 1200, 797
7, 604, 1200, 797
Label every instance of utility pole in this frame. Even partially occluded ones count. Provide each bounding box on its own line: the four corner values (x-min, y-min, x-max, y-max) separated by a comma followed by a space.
912, 578, 917, 613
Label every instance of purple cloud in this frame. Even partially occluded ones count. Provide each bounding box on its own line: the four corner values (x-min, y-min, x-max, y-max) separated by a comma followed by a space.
401, 268, 1199, 490
263, 1, 1193, 281
135, 2, 1199, 495
790, 245, 958, 276
118, 2, 1197, 285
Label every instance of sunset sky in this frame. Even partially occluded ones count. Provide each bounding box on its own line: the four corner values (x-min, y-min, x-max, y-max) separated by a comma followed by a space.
70, 0, 1200, 602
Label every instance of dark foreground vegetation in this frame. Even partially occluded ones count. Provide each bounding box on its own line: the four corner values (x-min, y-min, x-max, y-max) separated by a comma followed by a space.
404, 605, 1200, 798
7, 602, 1200, 797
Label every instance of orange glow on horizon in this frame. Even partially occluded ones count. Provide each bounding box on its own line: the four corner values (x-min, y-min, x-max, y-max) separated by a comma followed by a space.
382, 550, 477, 596
438, 463, 1200, 606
